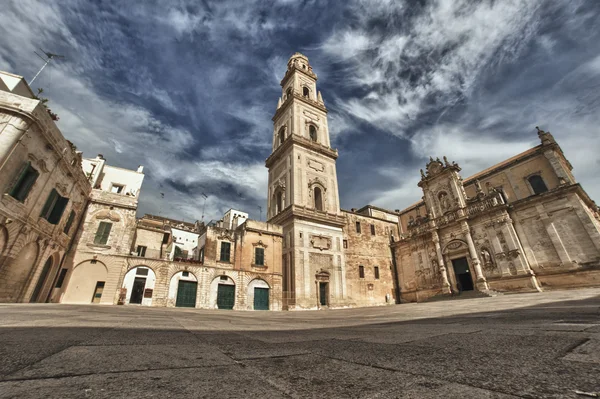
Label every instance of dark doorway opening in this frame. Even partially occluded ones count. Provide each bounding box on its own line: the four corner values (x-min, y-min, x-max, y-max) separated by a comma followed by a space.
451, 257, 474, 292
130, 277, 146, 304
319, 282, 328, 306
92, 281, 105, 303
217, 284, 235, 309
176, 280, 197, 308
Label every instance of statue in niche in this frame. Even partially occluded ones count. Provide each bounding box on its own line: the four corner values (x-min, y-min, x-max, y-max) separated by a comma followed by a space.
480, 248, 493, 265
439, 192, 450, 212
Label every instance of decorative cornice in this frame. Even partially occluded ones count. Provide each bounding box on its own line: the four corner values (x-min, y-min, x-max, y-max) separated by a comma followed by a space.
265, 133, 338, 168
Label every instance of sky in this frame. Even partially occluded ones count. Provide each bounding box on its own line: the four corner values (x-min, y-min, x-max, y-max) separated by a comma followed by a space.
1, 1, 599, 222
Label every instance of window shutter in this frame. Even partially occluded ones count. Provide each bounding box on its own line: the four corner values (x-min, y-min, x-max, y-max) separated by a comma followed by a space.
100, 222, 112, 244
9, 162, 31, 198
63, 211, 76, 234
94, 222, 112, 245
220, 242, 230, 262
255, 248, 264, 266
40, 189, 59, 219
48, 195, 69, 224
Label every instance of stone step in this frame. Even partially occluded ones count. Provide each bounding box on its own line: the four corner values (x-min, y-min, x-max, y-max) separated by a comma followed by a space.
423, 289, 501, 302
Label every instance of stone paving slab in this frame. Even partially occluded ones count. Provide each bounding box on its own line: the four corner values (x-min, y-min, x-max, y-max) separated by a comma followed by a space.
243, 353, 517, 399
0, 288, 598, 398
0, 366, 288, 399
6, 344, 235, 380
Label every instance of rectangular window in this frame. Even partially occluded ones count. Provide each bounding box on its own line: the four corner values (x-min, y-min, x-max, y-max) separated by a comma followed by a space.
220, 241, 231, 262
93, 222, 112, 245
374, 266, 380, 280
55, 269, 68, 288
40, 189, 69, 224
162, 233, 170, 244
182, 271, 189, 277
111, 184, 124, 194
136, 245, 147, 257
371, 224, 376, 235
355, 221, 361, 233
343, 239, 348, 249
255, 247, 265, 266
63, 210, 76, 235
136, 268, 149, 276
9, 162, 39, 202
359, 265, 365, 279
200, 247, 205, 262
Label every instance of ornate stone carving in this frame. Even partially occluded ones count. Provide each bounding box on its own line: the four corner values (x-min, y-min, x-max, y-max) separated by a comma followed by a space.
95, 209, 121, 222
310, 234, 331, 251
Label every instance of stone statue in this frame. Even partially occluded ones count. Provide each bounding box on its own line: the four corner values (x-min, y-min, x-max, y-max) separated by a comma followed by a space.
480, 248, 492, 265
439, 192, 450, 211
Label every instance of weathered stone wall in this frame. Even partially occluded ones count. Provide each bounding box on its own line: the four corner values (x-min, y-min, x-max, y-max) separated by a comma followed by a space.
343, 211, 399, 306
0, 90, 90, 303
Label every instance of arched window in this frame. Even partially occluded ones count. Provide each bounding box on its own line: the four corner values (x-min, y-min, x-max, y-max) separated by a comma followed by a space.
314, 187, 323, 211
278, 127, 285, 146
276, 191, 283, 214
303, 87, 310, 98
286, 87, 292, 99
309, 125, 317, 142
528, 175, 548, 195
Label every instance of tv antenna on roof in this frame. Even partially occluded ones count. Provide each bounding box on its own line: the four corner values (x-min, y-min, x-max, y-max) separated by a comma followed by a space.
258, 205, 262, 221
30, 49, 65, 84
201, 193, 208, 221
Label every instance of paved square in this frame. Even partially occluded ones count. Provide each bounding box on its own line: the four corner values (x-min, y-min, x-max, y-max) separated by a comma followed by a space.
0, 289, 599, 398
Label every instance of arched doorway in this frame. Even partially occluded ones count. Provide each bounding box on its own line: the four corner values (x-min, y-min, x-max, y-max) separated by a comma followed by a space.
30, 254, 56, 303
62, 261, 108, 304
0, 241, 39, 302
248, 279, 270, 310
169, 271, 198, 308
210, 276, 235, 310
122, 266, 156, 306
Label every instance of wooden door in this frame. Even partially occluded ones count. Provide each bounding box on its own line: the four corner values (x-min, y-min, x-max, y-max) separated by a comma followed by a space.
319, 282, 328, 306
175, 280, 197, 308
217, 284, 235, 309
253, 287, 269, 310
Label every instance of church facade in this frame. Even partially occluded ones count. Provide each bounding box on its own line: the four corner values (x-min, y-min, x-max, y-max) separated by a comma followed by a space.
266, 54, 600, 309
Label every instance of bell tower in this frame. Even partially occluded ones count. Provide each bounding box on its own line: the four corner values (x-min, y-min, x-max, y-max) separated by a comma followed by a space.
266, 53, 347, 310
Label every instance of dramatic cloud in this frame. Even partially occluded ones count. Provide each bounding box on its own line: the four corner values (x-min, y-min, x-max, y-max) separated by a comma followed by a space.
1, 0, 599, 222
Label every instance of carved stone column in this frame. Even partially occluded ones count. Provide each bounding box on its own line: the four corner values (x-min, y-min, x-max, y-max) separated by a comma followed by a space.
462, 220, 489, 290
431, 231, 451, 293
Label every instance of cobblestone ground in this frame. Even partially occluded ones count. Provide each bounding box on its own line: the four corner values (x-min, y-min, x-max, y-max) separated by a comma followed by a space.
0, 288, 599, 398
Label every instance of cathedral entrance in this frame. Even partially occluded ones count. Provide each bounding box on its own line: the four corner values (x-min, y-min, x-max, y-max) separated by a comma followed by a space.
451, 257, 474, 292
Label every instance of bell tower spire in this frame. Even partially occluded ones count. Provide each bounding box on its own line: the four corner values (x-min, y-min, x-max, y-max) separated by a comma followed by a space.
265, 52, 347, 310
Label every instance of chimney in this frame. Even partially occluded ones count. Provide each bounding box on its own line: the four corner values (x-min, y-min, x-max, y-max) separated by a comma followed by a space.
137, 165, 144, 173
96, 154, 104, 160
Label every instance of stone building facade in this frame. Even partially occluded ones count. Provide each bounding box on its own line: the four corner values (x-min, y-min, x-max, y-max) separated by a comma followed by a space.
100, 214, 283, 311
393, 128, 600, 302
0, 72, 90, 303
57, 155, 144, 304
266, 53, 349, 310
342, 206, 401, 307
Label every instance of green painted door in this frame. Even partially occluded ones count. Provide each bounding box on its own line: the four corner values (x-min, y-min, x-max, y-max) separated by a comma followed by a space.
217, 284, 235, 309
253, 287, 269, 310
176, 280, 197, 308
